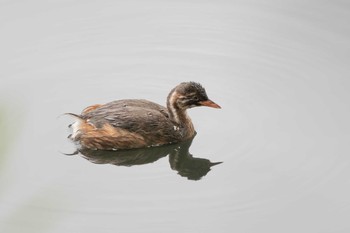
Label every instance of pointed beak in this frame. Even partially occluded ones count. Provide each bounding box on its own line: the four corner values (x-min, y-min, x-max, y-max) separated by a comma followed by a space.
210, 161, 223, 167
199, 100, 221, 109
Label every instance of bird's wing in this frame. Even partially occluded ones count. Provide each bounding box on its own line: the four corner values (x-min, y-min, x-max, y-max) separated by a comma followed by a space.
82, 100, 182, 145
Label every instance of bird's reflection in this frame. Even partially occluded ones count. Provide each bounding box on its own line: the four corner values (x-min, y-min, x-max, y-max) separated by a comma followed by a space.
70, 138, 222, 180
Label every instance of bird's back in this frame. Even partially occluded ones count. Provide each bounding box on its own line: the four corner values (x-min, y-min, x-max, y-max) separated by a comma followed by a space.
72, 99, 183, 149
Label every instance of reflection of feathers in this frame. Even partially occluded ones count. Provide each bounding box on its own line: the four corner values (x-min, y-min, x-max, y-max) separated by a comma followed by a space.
71, 138, 222, 180
78, 142, 178, 167
168, 141, 222, 180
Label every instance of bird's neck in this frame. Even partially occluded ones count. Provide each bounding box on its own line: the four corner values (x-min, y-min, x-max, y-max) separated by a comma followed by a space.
167, 90, 195, 137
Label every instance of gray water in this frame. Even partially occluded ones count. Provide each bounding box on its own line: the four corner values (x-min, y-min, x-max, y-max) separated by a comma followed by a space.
1, 1, 350, 232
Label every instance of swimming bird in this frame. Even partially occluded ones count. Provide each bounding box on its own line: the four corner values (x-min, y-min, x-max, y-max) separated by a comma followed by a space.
67, 82, 220, 150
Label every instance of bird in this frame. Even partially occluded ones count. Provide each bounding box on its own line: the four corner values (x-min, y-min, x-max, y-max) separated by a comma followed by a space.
66, 82, 221, 150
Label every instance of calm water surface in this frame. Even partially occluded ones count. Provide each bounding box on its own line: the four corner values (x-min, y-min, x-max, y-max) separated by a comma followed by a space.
1, 1, 350, 233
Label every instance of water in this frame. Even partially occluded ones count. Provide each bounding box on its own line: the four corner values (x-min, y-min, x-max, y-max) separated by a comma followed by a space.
1, 1, 350, 232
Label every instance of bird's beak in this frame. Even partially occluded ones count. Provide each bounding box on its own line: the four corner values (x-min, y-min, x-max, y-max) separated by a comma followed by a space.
199, 100, 221, 109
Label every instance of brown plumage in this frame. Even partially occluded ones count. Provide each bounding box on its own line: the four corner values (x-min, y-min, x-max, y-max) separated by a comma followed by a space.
67, 82, 220, 150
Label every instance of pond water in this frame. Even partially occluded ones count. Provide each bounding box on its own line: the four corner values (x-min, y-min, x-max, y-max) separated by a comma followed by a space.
1, 1, 350, 233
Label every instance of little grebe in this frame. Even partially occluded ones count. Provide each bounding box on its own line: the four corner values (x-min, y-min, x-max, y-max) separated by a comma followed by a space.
67, 82, 220, 150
